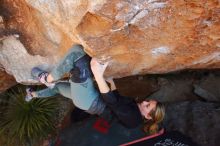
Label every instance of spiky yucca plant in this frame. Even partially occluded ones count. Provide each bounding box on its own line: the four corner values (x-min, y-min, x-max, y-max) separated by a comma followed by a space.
0, 89, 60, 146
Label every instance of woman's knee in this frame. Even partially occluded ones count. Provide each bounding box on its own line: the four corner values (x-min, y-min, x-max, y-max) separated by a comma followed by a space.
55, 82, 70, 91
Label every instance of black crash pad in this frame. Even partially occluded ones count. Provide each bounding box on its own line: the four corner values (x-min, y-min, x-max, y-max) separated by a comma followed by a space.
54, 117, 198, 146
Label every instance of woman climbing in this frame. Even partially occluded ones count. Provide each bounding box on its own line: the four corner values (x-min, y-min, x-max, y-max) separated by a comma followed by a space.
26, 44, 165, 134
90, 58, 165, 133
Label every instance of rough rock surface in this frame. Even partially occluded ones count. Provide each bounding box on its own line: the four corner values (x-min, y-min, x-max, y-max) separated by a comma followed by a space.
0, 36, 54, 84
0, 69, 16, 92
0, 0, 220, 89
0, 16, 17, 90
164, 101, 220, 146
194, 74, 220, 102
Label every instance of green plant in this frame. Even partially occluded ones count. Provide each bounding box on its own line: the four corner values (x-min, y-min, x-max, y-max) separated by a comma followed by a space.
0, 88, 60, 146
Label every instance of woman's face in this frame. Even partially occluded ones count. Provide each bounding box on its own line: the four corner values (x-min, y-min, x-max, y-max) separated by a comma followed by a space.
138, 100, 157, 120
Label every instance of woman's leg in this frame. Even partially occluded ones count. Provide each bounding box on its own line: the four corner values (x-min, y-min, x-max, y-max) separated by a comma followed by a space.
25, 82, 71, 102
49, 44, 86, 82
54, 77, 106, 115
33, 87, 58, 98
31, 44, 86, 84
54, 82, 91, 122
32, 44, 106, 114
54, 82, 72, 99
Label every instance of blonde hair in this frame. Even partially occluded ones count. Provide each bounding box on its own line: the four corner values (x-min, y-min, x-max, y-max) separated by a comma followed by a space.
143, 101, 165, 134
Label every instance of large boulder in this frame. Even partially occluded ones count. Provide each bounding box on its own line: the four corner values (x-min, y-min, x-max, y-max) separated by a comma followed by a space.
0, 0, 220, 90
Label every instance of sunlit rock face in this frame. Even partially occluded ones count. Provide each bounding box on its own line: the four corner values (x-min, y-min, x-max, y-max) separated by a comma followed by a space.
0, 0, 220, 89
0, 36, 54, 84
76, 0, 220, 77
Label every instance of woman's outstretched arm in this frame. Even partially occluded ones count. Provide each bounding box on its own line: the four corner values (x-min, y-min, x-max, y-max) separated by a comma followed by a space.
90, 58, 110, 93
90, 58, 142, 128
106, 78, 117, 91
91, 58, 119, 105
